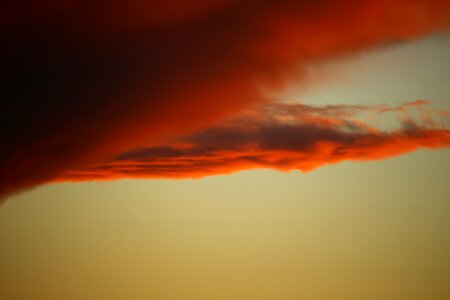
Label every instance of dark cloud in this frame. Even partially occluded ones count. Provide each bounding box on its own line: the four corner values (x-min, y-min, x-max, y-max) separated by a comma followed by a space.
1, 0, 449, 198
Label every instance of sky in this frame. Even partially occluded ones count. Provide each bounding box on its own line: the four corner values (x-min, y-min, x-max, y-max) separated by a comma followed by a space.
1, 1, 450, 300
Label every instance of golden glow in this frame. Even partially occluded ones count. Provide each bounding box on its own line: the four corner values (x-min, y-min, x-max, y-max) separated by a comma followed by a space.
1, 37, 449, 300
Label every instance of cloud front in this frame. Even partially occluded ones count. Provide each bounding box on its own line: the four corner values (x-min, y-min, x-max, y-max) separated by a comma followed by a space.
1, 0, 450, 197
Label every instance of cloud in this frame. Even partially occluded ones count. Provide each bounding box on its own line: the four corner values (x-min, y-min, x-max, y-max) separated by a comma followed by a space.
57, 101, 450, 181
1, 0, 450, 197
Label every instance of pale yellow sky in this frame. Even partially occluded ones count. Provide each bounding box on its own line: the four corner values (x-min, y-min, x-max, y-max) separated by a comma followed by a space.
1, 36, 449, 300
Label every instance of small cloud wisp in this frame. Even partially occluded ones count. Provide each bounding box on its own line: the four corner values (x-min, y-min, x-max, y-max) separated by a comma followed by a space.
58, 101, 450, 181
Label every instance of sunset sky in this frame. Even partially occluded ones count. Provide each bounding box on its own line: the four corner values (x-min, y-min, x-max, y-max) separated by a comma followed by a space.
1, 1, 450, 299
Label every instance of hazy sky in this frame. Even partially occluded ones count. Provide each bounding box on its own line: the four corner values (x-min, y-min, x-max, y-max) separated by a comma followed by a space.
1, 35, 449, 300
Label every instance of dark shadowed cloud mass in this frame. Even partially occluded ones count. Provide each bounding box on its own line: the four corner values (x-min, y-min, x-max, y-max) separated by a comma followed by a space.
1, 0, 450, 197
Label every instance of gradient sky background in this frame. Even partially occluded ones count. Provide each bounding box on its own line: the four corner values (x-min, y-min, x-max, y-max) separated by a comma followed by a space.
1, 34, 449, 300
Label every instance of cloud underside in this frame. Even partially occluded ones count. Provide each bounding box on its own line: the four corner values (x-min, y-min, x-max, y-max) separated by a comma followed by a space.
59, 101, 450, 181
1, 0, 450, 197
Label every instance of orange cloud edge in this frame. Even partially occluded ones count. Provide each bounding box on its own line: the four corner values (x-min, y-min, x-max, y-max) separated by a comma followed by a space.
55, 100, 450, 182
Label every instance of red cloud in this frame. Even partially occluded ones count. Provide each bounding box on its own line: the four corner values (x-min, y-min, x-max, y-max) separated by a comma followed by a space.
1, 0, 450, 198
57, 101, 450, 181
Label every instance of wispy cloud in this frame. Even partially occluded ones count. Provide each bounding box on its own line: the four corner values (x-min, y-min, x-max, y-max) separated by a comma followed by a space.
58, 101, 450, 181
